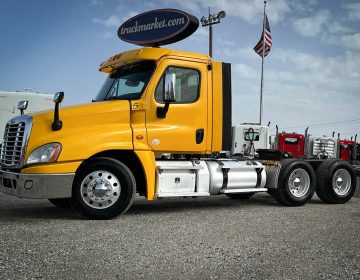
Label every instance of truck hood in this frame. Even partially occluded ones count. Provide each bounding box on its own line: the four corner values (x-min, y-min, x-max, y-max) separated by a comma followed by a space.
30, 100, 130, 119
26, 101, 133, 163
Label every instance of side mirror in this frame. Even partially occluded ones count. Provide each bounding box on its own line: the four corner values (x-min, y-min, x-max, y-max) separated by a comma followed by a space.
53, 91, 64, 103
157, 73, 176, 118
164, 73, 176, 102
17, 100, 29, 115
52, 91, 64, 131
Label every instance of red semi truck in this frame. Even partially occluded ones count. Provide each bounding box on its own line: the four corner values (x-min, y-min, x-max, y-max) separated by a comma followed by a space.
273, 126, 359, 163
273, 126, 338, 159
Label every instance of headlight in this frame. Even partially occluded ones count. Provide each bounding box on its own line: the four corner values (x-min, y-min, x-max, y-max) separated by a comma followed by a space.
27, 143, 62, 165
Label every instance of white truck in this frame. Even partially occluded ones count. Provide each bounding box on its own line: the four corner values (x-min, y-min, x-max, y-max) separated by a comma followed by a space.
0, 90, 54, 143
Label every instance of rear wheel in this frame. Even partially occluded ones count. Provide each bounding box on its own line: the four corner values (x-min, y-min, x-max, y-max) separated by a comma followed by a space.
71, 157, 136, 219
225, 192, 255, 199
271, 159, 316, 206
316, 159, 356, 204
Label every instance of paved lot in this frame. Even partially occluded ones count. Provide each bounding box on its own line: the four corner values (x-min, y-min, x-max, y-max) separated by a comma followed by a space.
0, 192, 359, 280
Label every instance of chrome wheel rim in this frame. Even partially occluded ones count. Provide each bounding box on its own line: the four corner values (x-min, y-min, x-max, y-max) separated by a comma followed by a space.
332, 168, 351, 196
80, 170, 121, 209
288, 168, 310, 198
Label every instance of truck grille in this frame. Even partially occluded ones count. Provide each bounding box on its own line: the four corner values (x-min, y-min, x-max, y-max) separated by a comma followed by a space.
0, 115, 32, 169
313, 138, 337, 158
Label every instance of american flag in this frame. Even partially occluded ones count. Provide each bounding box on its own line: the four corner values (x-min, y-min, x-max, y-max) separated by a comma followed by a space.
254, 14, 272, 57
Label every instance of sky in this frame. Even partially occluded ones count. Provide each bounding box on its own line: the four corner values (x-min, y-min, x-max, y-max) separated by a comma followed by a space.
0, 0, 359, 138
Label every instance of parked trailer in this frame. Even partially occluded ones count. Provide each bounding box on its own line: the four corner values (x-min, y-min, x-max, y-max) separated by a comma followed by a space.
0, 90, 54, 144
0, 9, 357, 219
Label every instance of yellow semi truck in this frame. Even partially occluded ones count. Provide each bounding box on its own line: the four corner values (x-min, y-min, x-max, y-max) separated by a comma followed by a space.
0, 9, 357, 219
0, 47, 357, 219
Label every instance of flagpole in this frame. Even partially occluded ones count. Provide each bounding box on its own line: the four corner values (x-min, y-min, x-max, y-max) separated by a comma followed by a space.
259, 1, 267, 125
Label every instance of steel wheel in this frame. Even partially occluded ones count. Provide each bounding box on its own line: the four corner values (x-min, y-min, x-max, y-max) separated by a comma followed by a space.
71, 157, 135, 219
332, 168, 351, 197
271, 159, 316, 206
80, 170, 121, 209
316, 159, 356, 204
287, 168, 310, 198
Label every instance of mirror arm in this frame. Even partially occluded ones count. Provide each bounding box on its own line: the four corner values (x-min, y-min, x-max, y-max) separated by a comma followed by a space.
52, 102, 62, 131
156, 101, 171, 118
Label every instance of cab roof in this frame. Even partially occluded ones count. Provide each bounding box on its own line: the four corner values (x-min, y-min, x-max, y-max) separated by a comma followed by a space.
99, 47, 211, 73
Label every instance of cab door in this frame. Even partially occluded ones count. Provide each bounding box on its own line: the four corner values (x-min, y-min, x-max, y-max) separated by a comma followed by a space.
145, 58, 208, 153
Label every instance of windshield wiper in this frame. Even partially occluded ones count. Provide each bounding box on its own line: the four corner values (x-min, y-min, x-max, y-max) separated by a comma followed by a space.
106, 96, 124, 101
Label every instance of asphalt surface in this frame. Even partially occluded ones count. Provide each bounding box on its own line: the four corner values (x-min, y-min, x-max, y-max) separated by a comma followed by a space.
0, 192, 359, 280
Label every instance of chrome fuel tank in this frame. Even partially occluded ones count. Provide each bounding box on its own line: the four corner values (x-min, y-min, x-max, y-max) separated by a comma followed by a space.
206, 160, 266, 194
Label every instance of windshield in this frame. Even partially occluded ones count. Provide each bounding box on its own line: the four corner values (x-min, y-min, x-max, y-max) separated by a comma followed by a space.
244, 131, 260, 141
94, 61, 155, 102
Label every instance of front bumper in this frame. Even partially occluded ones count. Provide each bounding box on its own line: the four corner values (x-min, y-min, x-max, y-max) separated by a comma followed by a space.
0, 170, 74, 199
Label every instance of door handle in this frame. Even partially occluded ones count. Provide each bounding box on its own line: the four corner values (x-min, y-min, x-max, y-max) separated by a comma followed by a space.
196, 129, 204, 144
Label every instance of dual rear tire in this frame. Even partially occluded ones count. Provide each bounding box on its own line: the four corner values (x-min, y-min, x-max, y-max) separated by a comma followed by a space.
270, 159, 356, 206
316, 159, 356, 204
270, 159, 316, 206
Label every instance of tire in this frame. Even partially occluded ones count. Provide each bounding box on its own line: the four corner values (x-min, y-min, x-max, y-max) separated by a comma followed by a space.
48, 198, 71, 208
225, 192, 255, 199
271, 159, 316, 206
71, 157, 136, 219
316, 159, 356, 204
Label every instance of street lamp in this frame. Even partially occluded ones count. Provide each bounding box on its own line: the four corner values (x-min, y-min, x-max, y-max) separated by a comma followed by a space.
200, 9, 226, 57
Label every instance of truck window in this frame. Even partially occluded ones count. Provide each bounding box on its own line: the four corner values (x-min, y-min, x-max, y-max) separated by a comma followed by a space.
155, 67, 200, 103
244, 131, 260, 141
94, 61, 155, 102
285, 137, 299, 144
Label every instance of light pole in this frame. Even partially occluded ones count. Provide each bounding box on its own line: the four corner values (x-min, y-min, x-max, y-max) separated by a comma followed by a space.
200, 8, 226, 57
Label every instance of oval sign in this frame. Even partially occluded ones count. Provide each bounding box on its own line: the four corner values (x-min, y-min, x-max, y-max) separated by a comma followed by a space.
118, 9, 199, 47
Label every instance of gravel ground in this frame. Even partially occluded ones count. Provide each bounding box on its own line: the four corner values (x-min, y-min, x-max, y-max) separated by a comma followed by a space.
0, 192, 359, 280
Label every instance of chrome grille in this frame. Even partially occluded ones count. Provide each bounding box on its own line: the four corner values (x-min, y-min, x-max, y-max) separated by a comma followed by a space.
0, 115, 32, 168
313, 138, 337, 158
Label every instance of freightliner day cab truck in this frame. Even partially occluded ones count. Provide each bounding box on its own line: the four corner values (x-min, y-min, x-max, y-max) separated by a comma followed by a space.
0, 9, 357, 219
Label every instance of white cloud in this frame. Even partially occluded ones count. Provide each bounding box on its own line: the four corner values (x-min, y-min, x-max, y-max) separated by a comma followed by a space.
163, 0, 201, 13
288, 0, 317, 13
292, 9, 353, 39
339, 33, 360, 50
90, 0, 102, 6
92, 15, 121, 28
220, 46, 258, 60
230, 48, 360, 130
92, 10, 140, 33
216, 37, 234, 47
233, 63, 257, 79
268, 49, 360, 99
161, 0, 290, 24
292, 10, 330, 37
102, 32, 113, 39
327, 21, 352, 34
323, 33, 360, 50
343, 2, 360, 21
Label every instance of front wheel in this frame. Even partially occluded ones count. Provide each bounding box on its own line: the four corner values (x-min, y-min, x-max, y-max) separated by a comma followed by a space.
71, 157, 136, 219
